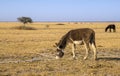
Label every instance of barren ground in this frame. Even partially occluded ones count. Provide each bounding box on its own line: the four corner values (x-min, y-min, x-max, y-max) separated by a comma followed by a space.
0, 22, 120, 76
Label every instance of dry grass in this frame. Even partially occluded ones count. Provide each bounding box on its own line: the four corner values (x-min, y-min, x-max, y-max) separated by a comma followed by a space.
0, 22, 120, 76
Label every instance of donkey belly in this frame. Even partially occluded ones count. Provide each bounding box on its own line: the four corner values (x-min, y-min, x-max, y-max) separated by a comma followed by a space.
73, 41, 83, 45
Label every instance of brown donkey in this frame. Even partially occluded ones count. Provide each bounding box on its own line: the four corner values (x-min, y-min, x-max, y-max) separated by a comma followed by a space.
55, 28, 97, 60
105, 24, 116, 32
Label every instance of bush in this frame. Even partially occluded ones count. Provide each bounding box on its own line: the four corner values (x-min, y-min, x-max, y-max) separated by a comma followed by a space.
12, 26, 37, 30
56, 23, 65, 25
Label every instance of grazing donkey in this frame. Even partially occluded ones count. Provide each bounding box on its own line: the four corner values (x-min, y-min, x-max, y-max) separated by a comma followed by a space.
105, 24, 116, 32
55, 28, 97, 60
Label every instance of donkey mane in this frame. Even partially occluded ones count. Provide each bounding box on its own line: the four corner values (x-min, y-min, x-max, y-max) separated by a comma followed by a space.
57, 31, 70, 49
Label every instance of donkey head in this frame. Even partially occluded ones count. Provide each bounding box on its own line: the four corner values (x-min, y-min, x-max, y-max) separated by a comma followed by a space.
54, 43, 64, 59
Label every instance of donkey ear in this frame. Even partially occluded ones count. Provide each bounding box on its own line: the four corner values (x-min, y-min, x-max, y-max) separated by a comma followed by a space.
53, 43, 58, 47
55, 43, 58, 46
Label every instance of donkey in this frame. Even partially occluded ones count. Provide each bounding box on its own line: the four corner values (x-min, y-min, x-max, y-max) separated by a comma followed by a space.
55, 28, 97, 60
105, 24, 116, 32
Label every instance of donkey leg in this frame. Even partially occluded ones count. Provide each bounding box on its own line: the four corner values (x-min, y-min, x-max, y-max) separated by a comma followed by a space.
91, 43, 97, 60
72, 44, 76, 58
113, 28, 116, 32
110, 28, 111, 32
83, 42, 90, 60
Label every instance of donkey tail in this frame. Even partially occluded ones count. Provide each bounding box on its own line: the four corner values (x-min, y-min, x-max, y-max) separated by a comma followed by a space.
90, 32, 96, 47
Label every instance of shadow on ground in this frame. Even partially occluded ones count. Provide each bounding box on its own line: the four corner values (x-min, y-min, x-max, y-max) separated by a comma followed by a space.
97, 57, 120, 61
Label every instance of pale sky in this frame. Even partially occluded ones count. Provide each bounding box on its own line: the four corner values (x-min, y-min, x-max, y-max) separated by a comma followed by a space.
0, 0, 120, 21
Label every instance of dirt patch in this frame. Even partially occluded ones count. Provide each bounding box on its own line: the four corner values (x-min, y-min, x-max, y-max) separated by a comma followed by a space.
97, 48, 120, 60
0, 49, 120, 76
0, 53, 55, 64
0, 48, 119, 64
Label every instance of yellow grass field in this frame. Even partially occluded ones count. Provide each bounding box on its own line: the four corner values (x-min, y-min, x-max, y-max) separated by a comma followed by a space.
0, 22, 120, 76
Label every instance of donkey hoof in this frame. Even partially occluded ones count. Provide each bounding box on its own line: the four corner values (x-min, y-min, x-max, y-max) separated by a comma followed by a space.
83, 57, 87, 60
73, 57, 77, 60
94, 58, 97, 60
56, 56, 60, 59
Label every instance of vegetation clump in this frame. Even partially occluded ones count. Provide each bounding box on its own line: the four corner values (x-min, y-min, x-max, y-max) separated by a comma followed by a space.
12, 26, 37, 30
56, 23, 65, 25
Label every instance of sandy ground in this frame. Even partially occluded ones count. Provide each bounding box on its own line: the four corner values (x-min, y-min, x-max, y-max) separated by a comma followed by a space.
0, 22, 120, 76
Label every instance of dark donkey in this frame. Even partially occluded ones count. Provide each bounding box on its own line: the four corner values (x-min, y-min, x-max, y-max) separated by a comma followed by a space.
105, 24, 116, 32
55, 28, 97, 60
